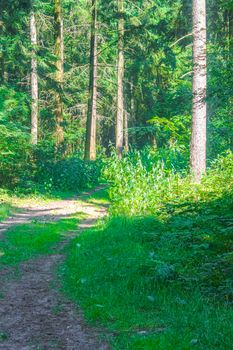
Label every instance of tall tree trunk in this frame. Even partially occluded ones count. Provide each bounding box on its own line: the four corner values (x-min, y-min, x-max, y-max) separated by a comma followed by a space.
30, 9, 39, 145
124, 109, 129, 152
0, 16, 5, 83
54, 0, 64, 145
190, 0, 207, 181
116, 0, 124, 158
130, 77, 136, 145
229, 8, 233, 54
0, 50, 5, 84
85, 0, 98, 161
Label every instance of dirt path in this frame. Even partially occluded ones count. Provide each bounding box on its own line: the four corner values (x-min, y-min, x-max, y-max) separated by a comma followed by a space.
0, 186, 106, 234
0, 188, 109, 350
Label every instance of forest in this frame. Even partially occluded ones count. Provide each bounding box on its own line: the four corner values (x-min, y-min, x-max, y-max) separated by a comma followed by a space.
0, 0, 233, 349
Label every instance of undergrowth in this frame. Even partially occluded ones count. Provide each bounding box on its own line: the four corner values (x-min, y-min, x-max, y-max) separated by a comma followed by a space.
0, 202, 14, 222
104, 149, 233, 216
61, 150, 233, 349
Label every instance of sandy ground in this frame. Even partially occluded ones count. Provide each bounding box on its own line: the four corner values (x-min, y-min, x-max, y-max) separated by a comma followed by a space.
0, 188, 109, 350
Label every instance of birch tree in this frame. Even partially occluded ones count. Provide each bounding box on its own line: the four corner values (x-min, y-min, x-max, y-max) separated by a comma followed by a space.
30, 8, 38, 145
190, 0, 207, 181
116, 0, 124, 158
85, 0, 98, 161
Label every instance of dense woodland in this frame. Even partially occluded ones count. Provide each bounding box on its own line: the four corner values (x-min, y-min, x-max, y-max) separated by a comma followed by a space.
0, 0, 233, 349
0, 0, 232, 189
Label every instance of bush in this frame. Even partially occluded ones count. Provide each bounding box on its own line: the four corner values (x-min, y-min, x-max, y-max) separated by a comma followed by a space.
104, 148, 233, 216
0, 127, 102, 194
51, 157, 102, 192
0, 117, 31, 188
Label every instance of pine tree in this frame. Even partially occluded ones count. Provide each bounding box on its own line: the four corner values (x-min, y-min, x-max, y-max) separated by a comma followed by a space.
54, 0, 64, 145
85, 0, 98, 161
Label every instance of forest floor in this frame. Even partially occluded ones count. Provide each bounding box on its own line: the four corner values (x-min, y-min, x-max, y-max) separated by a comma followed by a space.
1, 187, 232, 350
0, 187, 109, 350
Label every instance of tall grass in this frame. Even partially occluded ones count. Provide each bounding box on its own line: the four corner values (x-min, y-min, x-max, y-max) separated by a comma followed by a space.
104, 149, 233, 216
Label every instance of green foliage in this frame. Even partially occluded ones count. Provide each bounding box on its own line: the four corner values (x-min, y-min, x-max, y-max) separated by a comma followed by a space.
104, 149, 233, 216
51, 158, 102, 192
61, 153, 233, 349
80, 187, 109, 206
0, 202, 14, 222
147, 114, 191, 149
0, 131, 102, 194
1, 0, 232, 187
61, 198, 233, 349
0, 86, 30, 187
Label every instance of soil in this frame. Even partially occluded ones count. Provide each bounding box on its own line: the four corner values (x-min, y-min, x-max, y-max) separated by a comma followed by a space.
0, 188, 109, 350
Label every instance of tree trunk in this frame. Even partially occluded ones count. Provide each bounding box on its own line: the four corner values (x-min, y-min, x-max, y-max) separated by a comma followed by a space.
190, 0, 207, 181
54, 0, 64, 145
0, 49, 5, 84
130, 77, 136, 146
30, 10, 39, 145
229, 8, 233, 54
124, 109, 129, 152
85, 0, 98, 161
116, 0, 124, 158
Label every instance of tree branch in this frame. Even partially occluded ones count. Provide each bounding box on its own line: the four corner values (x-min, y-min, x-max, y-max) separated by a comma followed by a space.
170, 33, 193, 48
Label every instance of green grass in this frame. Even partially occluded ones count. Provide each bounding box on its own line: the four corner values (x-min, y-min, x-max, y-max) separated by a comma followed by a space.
0, 202, 14, 222
81, 187, 109, 205
61, 192, 233, 350
0, 217, 79, 268
0, 186, 108, 269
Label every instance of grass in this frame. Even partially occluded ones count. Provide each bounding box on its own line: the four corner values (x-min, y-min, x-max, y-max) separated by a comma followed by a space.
0, 217, 79, 269
81, 187, 109, 205
0, 202, 14, 222
0, 190, 76, 207
61, 191, 233, 350
0, 186, 108, 270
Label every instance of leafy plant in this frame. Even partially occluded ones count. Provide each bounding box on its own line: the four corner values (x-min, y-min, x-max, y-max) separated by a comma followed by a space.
104, 149, 233, 216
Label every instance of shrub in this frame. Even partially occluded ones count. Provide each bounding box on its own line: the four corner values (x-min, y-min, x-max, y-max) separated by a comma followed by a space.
0, 116, 31, 188
51, 157, 102, 192
104, 148, 233, 216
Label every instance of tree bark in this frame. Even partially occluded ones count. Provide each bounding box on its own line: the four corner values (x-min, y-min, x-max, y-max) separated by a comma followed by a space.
30, 10, 39, 145
116, 0, 124, 158
54, 0, 64, 145
85, 0, 98, 161
124, 109, 129, 152
229, 8, 233, 54
130, 77, 136, 145
190, 0, 207, 181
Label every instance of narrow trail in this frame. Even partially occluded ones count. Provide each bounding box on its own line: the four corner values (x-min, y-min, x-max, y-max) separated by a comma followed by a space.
0, 188, 109, 350
0, 186, 106, 234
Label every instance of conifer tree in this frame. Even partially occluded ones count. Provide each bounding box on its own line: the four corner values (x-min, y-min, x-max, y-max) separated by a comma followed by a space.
54, 0, 64, 145
85, 0, 98, 161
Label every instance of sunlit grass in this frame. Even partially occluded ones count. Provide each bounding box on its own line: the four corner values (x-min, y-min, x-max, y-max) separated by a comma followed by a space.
0, 202, 15, 222
61, 191, 233, 350
80, 187, 109, 206
0, 217, 79, 269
